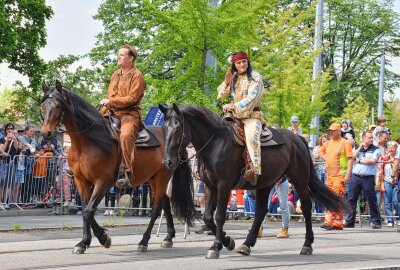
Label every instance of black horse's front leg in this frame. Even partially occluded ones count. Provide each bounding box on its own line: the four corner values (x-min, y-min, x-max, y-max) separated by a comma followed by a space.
137, 194, 165, 252
237, 187, 270, 256
160, 195, 176, 248
205, 187, 234, 259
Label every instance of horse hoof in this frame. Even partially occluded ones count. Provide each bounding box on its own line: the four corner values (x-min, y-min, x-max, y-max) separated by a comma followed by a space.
205, 249, 220, 259
225, 237, 235, 251
104, 236, 112, 249
72, 246, 86, 254
137, 245, 148, 252
236, 244, 251, 256
161, 240, 173, 248
300, 246, 313, 255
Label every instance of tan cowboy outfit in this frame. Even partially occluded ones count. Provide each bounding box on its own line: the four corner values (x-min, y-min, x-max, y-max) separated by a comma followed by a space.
104, 66, 146, 183
217, 54, 265, 184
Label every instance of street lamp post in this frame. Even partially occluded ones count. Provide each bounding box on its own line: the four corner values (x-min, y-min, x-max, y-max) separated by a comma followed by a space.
377, 47, 385, 117
310, 0, 324, 148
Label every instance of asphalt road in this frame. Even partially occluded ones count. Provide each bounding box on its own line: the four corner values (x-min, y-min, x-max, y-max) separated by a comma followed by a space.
0, 215, 400, 270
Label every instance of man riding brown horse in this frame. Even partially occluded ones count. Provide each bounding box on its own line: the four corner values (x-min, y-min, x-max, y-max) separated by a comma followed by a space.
100, 45, 146, 188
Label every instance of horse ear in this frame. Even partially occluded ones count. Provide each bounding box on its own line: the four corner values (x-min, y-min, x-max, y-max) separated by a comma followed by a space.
159, 104, 169, 114
172, 103, 181, 115
55, 80, 63, 93
42, 81, 49, 93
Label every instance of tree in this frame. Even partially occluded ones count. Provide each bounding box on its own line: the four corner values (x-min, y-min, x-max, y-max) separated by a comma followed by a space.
384, 98, 400, 141
322, 0, 400, 127
91, 0, 275, 111
0, 0, 53, 88
253, 3, 329, 133
0, 55, 104, 124
0, 88, 15, 122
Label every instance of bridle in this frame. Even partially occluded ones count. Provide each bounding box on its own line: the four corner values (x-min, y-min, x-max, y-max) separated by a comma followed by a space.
174, 111, 216, 164
41, 93, 65, 132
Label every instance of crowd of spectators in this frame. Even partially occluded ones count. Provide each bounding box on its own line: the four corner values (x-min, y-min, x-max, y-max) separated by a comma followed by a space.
0, 122, 152, 216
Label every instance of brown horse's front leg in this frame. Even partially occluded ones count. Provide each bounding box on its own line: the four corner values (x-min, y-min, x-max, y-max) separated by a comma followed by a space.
73, 180, 92, 254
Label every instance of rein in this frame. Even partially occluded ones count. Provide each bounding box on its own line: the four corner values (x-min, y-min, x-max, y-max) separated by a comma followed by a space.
42, 92, 95, 135
176, 111, 216, 164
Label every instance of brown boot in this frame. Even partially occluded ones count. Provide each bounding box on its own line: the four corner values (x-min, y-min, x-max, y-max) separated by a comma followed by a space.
276, 227, 289, 238
243, 170, 258, 186
116, 171, 134, 188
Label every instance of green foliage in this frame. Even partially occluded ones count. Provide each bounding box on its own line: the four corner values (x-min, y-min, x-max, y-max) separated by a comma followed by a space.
332, 95, 371, 141
91, 0, 275, 112
0, 0, 53, 89
253, 3, 329, 133
0, 88, 14, 122
1, 55, 105, 123
384, 99, 400, 141
322, 0, 400, 127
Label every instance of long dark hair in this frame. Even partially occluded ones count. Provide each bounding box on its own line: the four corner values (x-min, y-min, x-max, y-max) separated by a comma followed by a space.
230, 51, 255, 94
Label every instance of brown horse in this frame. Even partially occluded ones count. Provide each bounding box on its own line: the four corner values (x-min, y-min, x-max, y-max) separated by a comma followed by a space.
40, 81, 196, 254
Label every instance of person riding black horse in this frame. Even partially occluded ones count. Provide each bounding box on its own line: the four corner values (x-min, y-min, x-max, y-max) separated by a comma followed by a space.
100, 45, 146, 188
217, 51, 265, 186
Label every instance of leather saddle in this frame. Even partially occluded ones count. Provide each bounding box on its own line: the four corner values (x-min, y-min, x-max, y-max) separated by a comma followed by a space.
225, 116, 281, 147
104, 113, 160, 148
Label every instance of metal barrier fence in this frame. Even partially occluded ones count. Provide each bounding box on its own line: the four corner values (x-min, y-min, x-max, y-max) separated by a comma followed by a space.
0, 154, 398, 225
0, 155, 153, 215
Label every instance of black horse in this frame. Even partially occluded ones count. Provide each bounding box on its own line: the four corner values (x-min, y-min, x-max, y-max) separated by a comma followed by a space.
160, 104, 345, 259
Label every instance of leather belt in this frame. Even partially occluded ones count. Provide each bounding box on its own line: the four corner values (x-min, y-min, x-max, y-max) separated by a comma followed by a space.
352, 173, 374, 178
112, 104, 141, 112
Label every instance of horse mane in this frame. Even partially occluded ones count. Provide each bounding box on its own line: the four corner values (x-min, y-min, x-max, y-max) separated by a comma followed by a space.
43, 87, 113, 155
179, 105, 232, 133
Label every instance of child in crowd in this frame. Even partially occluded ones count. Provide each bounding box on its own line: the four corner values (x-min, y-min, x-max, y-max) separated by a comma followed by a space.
341, 119, 355, 139
11, 155, 25, 203
32, 146, 53, 202
56, 146, 71, 206
373, 117, 391, 145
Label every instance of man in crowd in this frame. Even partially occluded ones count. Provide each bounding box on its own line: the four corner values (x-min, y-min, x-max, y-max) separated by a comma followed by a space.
100, 45, 146, 187
287, 116, 302, 136
391, 142, 400, 232
18, 125, 37, 203
319, 123, 353, 230
345, 131, 381, 229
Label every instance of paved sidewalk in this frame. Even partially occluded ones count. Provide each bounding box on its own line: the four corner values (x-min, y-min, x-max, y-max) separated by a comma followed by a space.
0, 212, 158, 231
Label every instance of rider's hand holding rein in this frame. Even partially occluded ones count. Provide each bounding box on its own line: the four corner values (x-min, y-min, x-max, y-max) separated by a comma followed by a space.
100, 98, 110, 106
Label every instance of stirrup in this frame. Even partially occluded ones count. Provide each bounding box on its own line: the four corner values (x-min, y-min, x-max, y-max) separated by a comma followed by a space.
66, 169, 74, 178
116, 171, 132, 188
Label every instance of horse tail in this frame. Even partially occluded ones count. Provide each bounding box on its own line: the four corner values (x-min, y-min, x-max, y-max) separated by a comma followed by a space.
170, 150, 197, 227
299, 136, 346, 212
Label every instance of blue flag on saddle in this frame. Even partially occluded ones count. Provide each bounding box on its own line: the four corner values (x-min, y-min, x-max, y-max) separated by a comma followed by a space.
144, 106, 165, 126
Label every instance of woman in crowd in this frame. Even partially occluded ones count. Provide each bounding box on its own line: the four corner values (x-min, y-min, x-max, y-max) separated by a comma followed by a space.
381, 141, 399, 227
0, 123, 21, 205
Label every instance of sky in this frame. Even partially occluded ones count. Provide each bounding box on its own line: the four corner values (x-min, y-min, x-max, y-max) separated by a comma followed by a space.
0, 0, 399, 99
